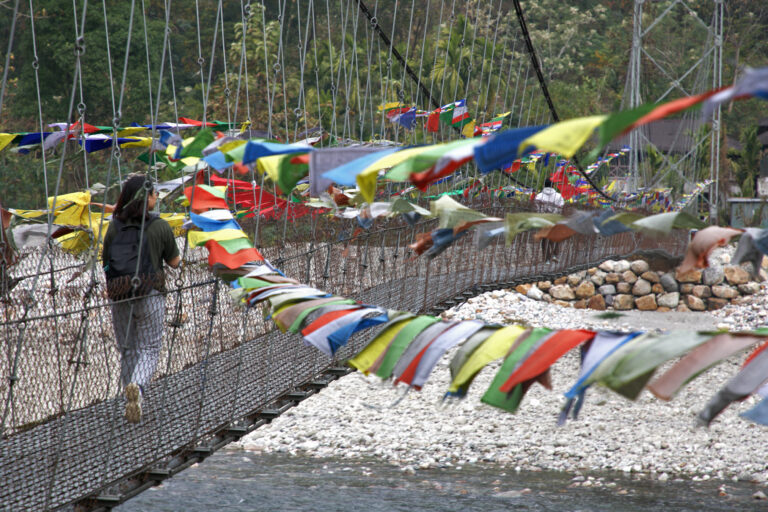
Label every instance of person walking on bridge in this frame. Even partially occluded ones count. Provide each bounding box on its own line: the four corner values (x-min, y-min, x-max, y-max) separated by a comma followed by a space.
535, 178, 564, 264
102, 175, 180, 423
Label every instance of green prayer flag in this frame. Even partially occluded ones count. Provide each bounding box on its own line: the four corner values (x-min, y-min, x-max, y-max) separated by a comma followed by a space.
481, 327, 553, 412
276, 154, 309, 194
215, 237, 255, 254
505, 212, 563, 243
601, 331, 711, 400
585, 104, 656, 163
180, 128, 215, 159
375, 316, 438, 379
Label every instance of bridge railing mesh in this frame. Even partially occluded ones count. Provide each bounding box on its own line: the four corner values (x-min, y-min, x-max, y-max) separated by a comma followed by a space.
0, 197, 688, 510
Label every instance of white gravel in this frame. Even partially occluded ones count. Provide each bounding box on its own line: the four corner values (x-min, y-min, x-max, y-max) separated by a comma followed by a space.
233, 282, 768, 484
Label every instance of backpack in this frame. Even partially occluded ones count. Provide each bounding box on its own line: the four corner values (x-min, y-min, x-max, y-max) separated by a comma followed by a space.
105, 215, 159, 299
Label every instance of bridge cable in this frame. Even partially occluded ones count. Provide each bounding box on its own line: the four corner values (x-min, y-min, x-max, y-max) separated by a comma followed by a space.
510, 0, 614, 202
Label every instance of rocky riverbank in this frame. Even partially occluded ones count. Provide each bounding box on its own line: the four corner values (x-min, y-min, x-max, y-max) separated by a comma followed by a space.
516, 256, 763, 313
234, 271, 768, 484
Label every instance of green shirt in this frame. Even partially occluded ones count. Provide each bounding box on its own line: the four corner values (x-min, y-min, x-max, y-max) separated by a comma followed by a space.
102, 215, 180, 273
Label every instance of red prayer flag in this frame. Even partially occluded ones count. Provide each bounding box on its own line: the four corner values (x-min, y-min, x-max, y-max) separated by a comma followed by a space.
499, 329, 595, 393
426, 109, 441, 133
179, 117, 216, 127
204, 239, 264, 269
622, 88, 725, 135
184, 186, 229, 211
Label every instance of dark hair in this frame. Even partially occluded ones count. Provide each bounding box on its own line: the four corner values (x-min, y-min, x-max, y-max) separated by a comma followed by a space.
114, 175, 154, 222
544, 178, 553, 188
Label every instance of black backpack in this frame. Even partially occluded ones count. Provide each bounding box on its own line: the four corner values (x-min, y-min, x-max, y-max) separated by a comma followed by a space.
105, 215, 159, 299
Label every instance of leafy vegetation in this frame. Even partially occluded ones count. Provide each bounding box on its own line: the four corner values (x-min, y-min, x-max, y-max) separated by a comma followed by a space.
0, 0, 766, 208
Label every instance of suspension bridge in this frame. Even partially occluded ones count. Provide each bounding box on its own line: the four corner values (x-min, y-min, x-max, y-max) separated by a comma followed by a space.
0, 0, 749, 510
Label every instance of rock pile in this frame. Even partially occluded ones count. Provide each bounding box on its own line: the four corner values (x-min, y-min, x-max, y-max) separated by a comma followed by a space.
517, 258, 764, 312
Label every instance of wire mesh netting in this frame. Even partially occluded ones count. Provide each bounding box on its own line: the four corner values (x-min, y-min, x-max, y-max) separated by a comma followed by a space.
0, 195, 689, 510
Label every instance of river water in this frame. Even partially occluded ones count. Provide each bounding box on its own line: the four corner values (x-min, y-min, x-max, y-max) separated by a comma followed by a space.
116, 451, 766, 511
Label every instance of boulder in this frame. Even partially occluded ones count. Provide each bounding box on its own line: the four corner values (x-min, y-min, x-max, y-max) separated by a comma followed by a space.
575, 281, 596, 299
598, 284, 616, 296
676, 269, 702, 283
738, 282, 761, 295
554, 300, 572, 308
538, 281, 552, 291
613, 294, 634, 310
567, 271, 587, 286
621, 270, 638, 284
652, 283, 664, 294
605, 273, 620, 284
635, 294, 657, 311
542, 294, 553, 303
587, 294, 606, 311
676, 304, 691, 312
587, 267, 598, 275
604, 294, 614, 307
617, 282, 631, 294
590, 272, 606, 286
680, 283, 695, 294
554, 276, 568, 286
724, 265, 750, 285
599, 260, 615, 272
711, 284, 738, 299
692, 285, 712, 298
550, 284, 576, 300
657, 306, 671, 313
527, 286, 544, 301
702, 266, 725, 286
614, 260, 631, 272
574, 299, 588, 309
686, 295, 706, 311
660, 273, 679, 292
707, 297, 728, 311
657, 292, 680, 309
632, 279, 652, 296
630, 260, 650, 275
516, 283, 532, 295
640, 271, 660, 283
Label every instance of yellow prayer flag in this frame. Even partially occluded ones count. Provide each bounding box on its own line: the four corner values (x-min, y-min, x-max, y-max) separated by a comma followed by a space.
187, 228, 249, 247
448, 325, 525, 393
348, 318, 412, 374
519, 115, 607, 158
257, 154, 284, 183
461, 120, 476, 138
180, 156, 201, 166
0, 133, 16, 153
356, 168, 379, 204
119, 137, 153, 148
116, 127, 147, 137
218, 139, 247, 154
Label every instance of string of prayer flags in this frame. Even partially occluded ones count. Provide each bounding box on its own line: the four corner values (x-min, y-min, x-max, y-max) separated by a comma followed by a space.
648, 332, 767, 401
697, 343, 768, 426
678, 226, 743, 274
559, 332, 644, 424
474, 126, 547, 173
448, 325, 527, 398
478, 112, 510, 134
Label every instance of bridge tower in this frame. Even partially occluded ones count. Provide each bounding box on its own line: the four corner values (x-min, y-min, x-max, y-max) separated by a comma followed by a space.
624, 0, 724, 219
